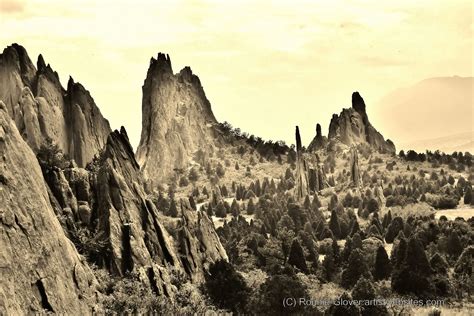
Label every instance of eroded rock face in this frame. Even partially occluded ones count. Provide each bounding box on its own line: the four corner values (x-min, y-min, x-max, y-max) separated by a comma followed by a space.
136, 53, 220, 184
308, 123, 328, 151
328, 92, 395, 154
93, 128, 227, 292
0, 101, 96, 314
294, 126, 310, 200
95, 128, 180, 285
349, 147, 360, 187
0, 44, 111, 167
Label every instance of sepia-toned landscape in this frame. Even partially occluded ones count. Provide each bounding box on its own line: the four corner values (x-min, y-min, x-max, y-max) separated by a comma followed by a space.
1, 1, 473, 315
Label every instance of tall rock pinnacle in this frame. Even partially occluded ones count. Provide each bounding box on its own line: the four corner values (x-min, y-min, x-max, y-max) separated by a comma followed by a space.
308, 123, 328, 151
136, 52, 220, 184
294, 126, 310, 200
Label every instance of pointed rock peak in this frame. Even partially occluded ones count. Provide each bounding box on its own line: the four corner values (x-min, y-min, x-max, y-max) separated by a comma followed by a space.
295, 126, 302, 152
316, 123, 322, 137
37, 54, 46, 71
106, 127, 139, 170
1, 43, 36, 87
67, 75, 75, 89
352, 91, 366, 114
148, 52, 173, 75
119, 126, 129, 139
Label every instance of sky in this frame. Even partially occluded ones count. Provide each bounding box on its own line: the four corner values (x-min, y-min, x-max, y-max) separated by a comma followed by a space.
1, 0, 472, 149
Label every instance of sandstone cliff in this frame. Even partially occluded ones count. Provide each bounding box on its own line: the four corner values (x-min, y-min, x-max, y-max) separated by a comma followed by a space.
41, 126, 227, 296
0, 44, 111, 167
136, 53, 221, 184
327, 92, 395, 154
0, 101, 96, 314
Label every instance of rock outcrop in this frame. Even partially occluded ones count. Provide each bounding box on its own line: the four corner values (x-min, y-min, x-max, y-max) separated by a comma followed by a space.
308, 123, 328, 151
136, 53, 221, 184
0, 102, 96, 314
349, 146, 360, 187
0, 44, 111, 167
41, 126, 228, 296
328, 92, 395, 154
294, 126, 310, 200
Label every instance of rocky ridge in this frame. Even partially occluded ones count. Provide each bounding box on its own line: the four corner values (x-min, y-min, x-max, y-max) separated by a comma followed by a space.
0, 44, 111, 167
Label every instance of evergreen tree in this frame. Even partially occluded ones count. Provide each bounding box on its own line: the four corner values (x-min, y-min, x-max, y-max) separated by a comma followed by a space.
341, 249, 371, 288
352, 277, 389, 316
205, 260, 250, 313
329, 210, 342, 239
385, 217, 404, 243
230, 199, 240, 217
247, 199, 256, 215
391, 236, 434, 297
373, 245, 391, 280
322, 249, 336, 282
464, 186, 472, 204
447, 230, 463, 259
288, 239, 308, 273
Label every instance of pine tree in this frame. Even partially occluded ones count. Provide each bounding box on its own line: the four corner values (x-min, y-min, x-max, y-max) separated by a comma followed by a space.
341, 249, 371, 288
230, 199, 240, 217
322, 249, 336, 281
247, 199, 256, 215
447, 230, 463, 258
391, 236, 434, 296
352, 278, 389, 316
288, 239, 308, 273
373, 245, 391, 280
329, 210, 341, 239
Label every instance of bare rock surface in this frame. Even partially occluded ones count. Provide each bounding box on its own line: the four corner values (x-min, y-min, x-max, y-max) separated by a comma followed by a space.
328, 92, 395, 154
136, 53, 221, 183
294, 126, 310, 200
0, 44, 111, 167
0, 101, 96, 314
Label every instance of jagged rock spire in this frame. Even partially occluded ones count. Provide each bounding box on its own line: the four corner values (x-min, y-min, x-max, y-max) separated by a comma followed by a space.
352, 91, 366, 115
294, 126, 310, 200
349, 146, 361, 187
296, 126, 302, 152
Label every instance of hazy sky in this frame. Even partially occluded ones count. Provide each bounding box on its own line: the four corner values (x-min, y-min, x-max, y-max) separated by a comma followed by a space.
1, 0, 472, 149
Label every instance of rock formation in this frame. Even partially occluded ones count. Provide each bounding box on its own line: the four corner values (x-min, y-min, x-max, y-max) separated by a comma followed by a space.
294, 126, 310, 200
0, 44, 111, 167
349, 146, 361, 187
41, 126, 228, 296
136, 53, 221, 184
0, 101, 96, 314
308, 123, 328, 151
328, 92, 395, 154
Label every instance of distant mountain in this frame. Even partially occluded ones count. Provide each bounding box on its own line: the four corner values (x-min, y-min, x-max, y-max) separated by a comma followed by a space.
398, 131, 473, 154
373, 76, 473, 149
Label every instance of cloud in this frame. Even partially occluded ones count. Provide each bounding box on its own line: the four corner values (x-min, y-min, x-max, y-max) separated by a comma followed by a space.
0, 0, 25, 13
